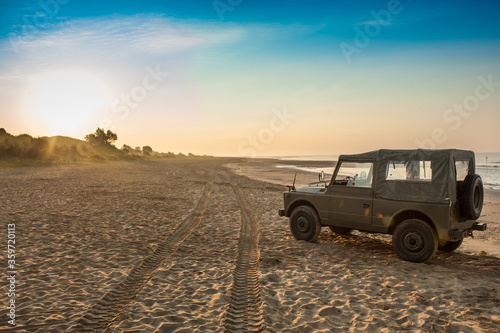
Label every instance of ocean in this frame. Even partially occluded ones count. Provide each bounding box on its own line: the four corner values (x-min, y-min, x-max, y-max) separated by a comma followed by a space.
476, 152, 500, 190
274, 152, 500, 190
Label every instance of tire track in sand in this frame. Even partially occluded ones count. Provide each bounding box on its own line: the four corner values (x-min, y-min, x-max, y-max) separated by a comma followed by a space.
66, 182, 213, 333
224, 182, 265, 332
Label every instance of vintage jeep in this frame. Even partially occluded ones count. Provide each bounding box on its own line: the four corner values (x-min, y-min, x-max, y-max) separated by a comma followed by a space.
278, 149, 487, 262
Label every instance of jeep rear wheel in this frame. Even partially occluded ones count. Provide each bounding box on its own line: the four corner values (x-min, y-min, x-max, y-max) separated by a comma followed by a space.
290, 206, 321, 242
392, 219, 437, 263
438, 239, 463, 253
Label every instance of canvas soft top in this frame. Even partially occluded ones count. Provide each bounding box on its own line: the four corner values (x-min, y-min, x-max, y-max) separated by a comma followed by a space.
338, 149, 476, 203
339, 149, 475, 163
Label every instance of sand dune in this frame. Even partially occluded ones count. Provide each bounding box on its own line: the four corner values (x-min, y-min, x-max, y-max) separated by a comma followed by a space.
0, 158, 498, 332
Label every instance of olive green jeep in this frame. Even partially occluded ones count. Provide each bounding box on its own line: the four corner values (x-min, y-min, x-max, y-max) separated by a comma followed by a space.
278, 149, 487, 262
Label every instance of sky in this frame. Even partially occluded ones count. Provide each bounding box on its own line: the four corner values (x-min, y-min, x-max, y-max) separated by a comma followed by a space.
0, 0, 499, 157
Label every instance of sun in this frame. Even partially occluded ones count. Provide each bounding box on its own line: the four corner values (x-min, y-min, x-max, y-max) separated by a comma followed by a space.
28, 70, 108, 136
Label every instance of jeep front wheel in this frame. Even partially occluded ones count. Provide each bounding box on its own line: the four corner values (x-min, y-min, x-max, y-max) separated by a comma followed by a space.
290, 206, 321, 242
392, 219, 437, 263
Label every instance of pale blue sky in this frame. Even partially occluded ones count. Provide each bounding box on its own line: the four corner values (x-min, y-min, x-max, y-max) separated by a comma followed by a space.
1, 0, 499, 156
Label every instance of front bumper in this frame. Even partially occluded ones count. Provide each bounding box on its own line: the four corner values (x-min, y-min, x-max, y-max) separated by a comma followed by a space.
278, 209, 285, 217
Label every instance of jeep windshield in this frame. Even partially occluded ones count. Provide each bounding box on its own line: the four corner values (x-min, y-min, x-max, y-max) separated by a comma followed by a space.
332, 162, 373, 188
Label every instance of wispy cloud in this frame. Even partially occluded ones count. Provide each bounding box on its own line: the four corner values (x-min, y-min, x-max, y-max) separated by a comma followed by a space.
352, 2, 465, 30
356, 20, 394, 26
0, 13, 254, 83
0, 13, 327, 80
7, 14, 243, 56
3, 13, 327, 56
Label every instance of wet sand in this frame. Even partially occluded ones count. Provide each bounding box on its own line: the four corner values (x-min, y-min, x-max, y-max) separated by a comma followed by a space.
0, 157, 499, 332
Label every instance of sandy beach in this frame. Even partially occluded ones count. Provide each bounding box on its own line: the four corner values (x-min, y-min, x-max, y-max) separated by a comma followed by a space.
1, 157, 499, 332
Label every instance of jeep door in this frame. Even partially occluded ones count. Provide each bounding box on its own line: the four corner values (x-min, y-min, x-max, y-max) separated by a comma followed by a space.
327, 161, 374, 229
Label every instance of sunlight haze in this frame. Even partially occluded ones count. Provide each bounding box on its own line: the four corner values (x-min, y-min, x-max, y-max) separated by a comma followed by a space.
1, 0, 499, 156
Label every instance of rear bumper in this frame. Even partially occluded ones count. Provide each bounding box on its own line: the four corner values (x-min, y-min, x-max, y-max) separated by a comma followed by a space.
472, 222, 487, 231
449, 222, 487, 240
278, 209, 285, 217
449, 229, 467, 240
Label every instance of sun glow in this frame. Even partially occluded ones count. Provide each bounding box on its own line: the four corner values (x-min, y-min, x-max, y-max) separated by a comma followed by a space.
28, 70, 109, 135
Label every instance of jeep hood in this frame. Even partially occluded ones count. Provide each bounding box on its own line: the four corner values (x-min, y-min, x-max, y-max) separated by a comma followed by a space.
295, 186, 325, 194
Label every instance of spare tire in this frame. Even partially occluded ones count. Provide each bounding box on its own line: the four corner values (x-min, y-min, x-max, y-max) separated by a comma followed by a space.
460, 174, 484, 220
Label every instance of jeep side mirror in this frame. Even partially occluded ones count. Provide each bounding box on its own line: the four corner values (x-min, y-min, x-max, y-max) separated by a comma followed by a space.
319, 171, 325, 182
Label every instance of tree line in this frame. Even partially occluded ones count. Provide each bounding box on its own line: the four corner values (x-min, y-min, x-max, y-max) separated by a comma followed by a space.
0, 127, 194, 162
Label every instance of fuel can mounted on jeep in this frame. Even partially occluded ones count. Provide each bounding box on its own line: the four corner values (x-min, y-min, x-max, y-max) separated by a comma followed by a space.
278, 149, 487, 263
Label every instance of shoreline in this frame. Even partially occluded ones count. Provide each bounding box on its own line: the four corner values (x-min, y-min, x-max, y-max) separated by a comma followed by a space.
229, 156, 500, 189
224, 158, 335, 189
226, 156, 500, 190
